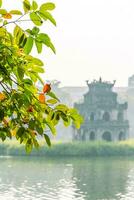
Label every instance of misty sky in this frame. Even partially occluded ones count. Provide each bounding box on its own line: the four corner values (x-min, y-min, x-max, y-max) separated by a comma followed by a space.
7, 0, 134, 86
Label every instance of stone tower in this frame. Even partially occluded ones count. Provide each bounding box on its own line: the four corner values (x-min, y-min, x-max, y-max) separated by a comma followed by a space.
73, 78, 129, 141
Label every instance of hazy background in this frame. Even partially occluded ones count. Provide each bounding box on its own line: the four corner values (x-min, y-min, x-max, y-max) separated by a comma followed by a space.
6, 0, 134, 87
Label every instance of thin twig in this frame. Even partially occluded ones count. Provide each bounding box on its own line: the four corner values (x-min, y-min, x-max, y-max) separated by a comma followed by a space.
0, 12, 30, 28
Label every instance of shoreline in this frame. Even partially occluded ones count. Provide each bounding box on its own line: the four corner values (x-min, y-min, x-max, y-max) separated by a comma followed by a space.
1, 140, 134, 157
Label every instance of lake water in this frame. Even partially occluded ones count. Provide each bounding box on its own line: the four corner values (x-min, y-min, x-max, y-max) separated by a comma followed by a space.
0, 156, 134, 200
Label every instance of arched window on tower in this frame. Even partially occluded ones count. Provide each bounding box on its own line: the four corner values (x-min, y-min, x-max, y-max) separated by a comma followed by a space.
103, 112, 110, 121
90, 131, 95, 141
90, 112, 95, 121
102, 131, 112, 141
81, 132, 86, 141
119, 132, 125, 141
117, 112, 123, 121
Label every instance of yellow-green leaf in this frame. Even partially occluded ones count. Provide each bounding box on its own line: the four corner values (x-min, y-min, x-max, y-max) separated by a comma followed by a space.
55, 104, 69, 112
32, 1, 38, 10
13, 25, 21, 38
32, 57, 44, 66
30, 12, 42, 26
44, 134, 51, 147
35, 40, 42, 53
40, 3, 55, 11
25, 56, 44, 66
47, 92, 60, 101
13, 25, 24, 46
47, 99, 58, 104
23, 0, 31, 13
0, 0, 2, 8
0, 27, 6, 36
10, 10, 23, 15
24, 36, 34, 54
32, 65, 44, 73
39, 11, 56, 26
17, 67, 24, 80
0, 9, 7, 15
49, 42, 56, 54
25, 139, 33, 153
44, 119, 56, 135
37, 33, 56, 53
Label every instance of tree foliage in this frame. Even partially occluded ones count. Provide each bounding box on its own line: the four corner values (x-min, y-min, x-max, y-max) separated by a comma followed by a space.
0, 0, 83, 152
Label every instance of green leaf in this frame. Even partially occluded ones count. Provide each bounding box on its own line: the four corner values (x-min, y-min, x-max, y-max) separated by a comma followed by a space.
24, 36, 34, 54
0, 0, 2, 8
0, 27, 6, 36
73, 120, 81, 129
9, 10, 23, 15
62, 115, 71, 127
40, 3, 55, 11
22, 38, 27, 48
50, 112, 60, 126
32, 26, 40, 35
0, 132, 6, 141
13, 25, 25, 47
32, 1, 38, 10
0, 9, 7, 15
32, 65, 44, 73
26, 29, 32, 35
37, 33, 50, 43
0, 109, 4, 121
23, 0, 31, 13
23, 78, 33, 85
18, 33, 27, 48
3, 20, 7, 25
32, 57, 44, 66
37, 33, 55, 53
38, 11, 56, 26
17, 127, 25, 137
33, 138, 39, 149
44, 119, 56, 135
26, 66, 44, 74
19, 33, 26, 46
0, 64, 7, 75
35, 74, 44, 85
55, 104, 69, 112
44, 134, 51, 147
47, 92, 60, 102
35, 40, 42, 53
49, 42, 56, 54
30, 12, 43, 26
13, 25, 21, 38
17, 67, 24, 80
60, 112, 69, 122
47, 99, 58, 104
25, 55, 44, 66
25, 138, 33, 153
35, 123, 43, 135
29, 119, 35, 129
6, 130, 12, 139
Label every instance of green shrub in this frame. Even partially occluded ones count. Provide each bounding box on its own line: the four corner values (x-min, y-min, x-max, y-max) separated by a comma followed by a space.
1, 140, 134, 157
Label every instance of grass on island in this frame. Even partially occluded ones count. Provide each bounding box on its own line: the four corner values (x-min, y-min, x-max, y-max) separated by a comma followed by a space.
1, 139, 134, 157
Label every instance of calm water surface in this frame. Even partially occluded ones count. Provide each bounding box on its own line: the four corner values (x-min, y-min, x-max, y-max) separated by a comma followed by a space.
0, 156, 134, 200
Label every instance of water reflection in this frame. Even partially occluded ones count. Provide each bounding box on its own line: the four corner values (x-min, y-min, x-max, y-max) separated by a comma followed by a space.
72, 158, 132, 200
116, 168, 134, 200
0, 157, 134, 199
0, 157, 86, 200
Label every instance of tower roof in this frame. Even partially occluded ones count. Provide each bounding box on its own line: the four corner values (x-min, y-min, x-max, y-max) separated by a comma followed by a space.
86, 78, 116, 90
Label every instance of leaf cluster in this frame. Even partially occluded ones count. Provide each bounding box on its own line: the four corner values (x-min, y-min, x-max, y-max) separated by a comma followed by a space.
0, 0, 83, 153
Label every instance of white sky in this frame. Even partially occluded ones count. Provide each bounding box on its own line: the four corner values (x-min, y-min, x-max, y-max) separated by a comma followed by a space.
6, 0, 134, 86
